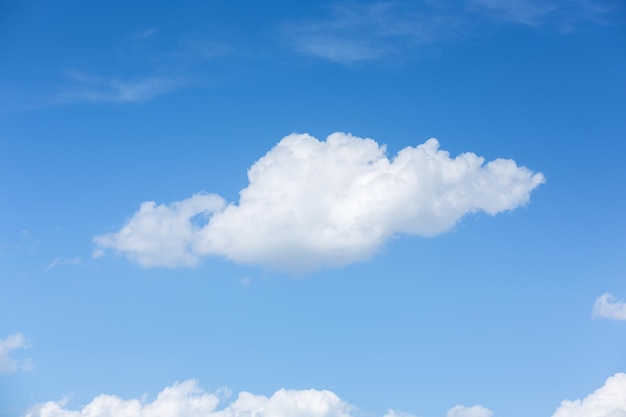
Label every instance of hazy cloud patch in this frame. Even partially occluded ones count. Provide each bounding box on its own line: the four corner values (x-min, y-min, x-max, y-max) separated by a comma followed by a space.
94, 132, 544, 273
47, 257, 82, 269
0, 333, 33, 374
283, 0, 621, 62
447, 404, 494, 417
59, 70, 188, 104
593, 293, 626, 321
282, 2, 461, 63
469, 0, 619, 27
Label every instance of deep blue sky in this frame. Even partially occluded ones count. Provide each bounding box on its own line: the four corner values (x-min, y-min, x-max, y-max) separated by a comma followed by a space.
1, 1, 625, 417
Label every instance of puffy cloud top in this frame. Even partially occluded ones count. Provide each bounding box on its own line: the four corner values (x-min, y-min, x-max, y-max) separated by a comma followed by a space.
25, 380, 358, 417
94, 133, 544, 273
552, 373, 626, 417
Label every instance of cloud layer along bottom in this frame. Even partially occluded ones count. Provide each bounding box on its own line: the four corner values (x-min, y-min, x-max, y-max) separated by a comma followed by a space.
94, 132, 545, 273
25, 374, 626, 417
25, 379, 489, 417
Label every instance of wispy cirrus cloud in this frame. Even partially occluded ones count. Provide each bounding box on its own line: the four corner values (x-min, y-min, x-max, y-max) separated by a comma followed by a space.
94, 132, 544, 273
47, 257, 82, 270
282, 2, 462, 63
59, 70, 188, 104
0, 333, 33, 374
592, 293, 626, 321
131, 27, 157, 41
282, 0, 622, 63
469, 0, 619, 28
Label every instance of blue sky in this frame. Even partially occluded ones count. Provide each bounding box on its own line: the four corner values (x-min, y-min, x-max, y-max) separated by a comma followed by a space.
1, 1, 625, 416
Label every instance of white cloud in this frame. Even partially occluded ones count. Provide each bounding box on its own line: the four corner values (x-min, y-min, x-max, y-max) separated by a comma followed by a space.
25, 380, 355, 417
447, 405, 494, 417
552, 373, 626, 417
94, 194, 226, 267
592, 293, 626, 321
94, 132, 544, 273
0, 333, 33, 374
26, 380, 499, 417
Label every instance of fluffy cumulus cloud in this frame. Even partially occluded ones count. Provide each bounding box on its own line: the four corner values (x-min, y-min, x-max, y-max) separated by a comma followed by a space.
592, 293, 626, 321
552, 373, 626, 417
94, 133, 544, 273
447, 405, 494, 417
0, 333, 33, 373
25, 380, 373, 417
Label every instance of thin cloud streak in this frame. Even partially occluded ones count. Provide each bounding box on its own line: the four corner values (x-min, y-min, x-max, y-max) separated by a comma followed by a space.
469, 0, 620, 27
59, 71, 188, 104
282, 2, 462, 63
131, 27, 157, 41
47, 257, 82, 270
283, 0, 622, 63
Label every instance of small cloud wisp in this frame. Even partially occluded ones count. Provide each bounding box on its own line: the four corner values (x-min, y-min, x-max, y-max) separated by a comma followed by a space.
592, 293, 626, 321
0, 333, 33, 374
447, 404, 494, 417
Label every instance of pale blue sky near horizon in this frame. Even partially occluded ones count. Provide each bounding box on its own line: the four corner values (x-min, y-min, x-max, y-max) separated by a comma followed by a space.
1, 1, 626, 417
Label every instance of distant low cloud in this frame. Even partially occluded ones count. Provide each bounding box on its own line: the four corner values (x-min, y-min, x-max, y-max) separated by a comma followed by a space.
592, 293, 626, 321
0, 333, 33, 374
552, 373, 626, 417
25, 380, 353, 417
25, 379, 484, 417
94, 132, 544, 273
447, 405, 494, 417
